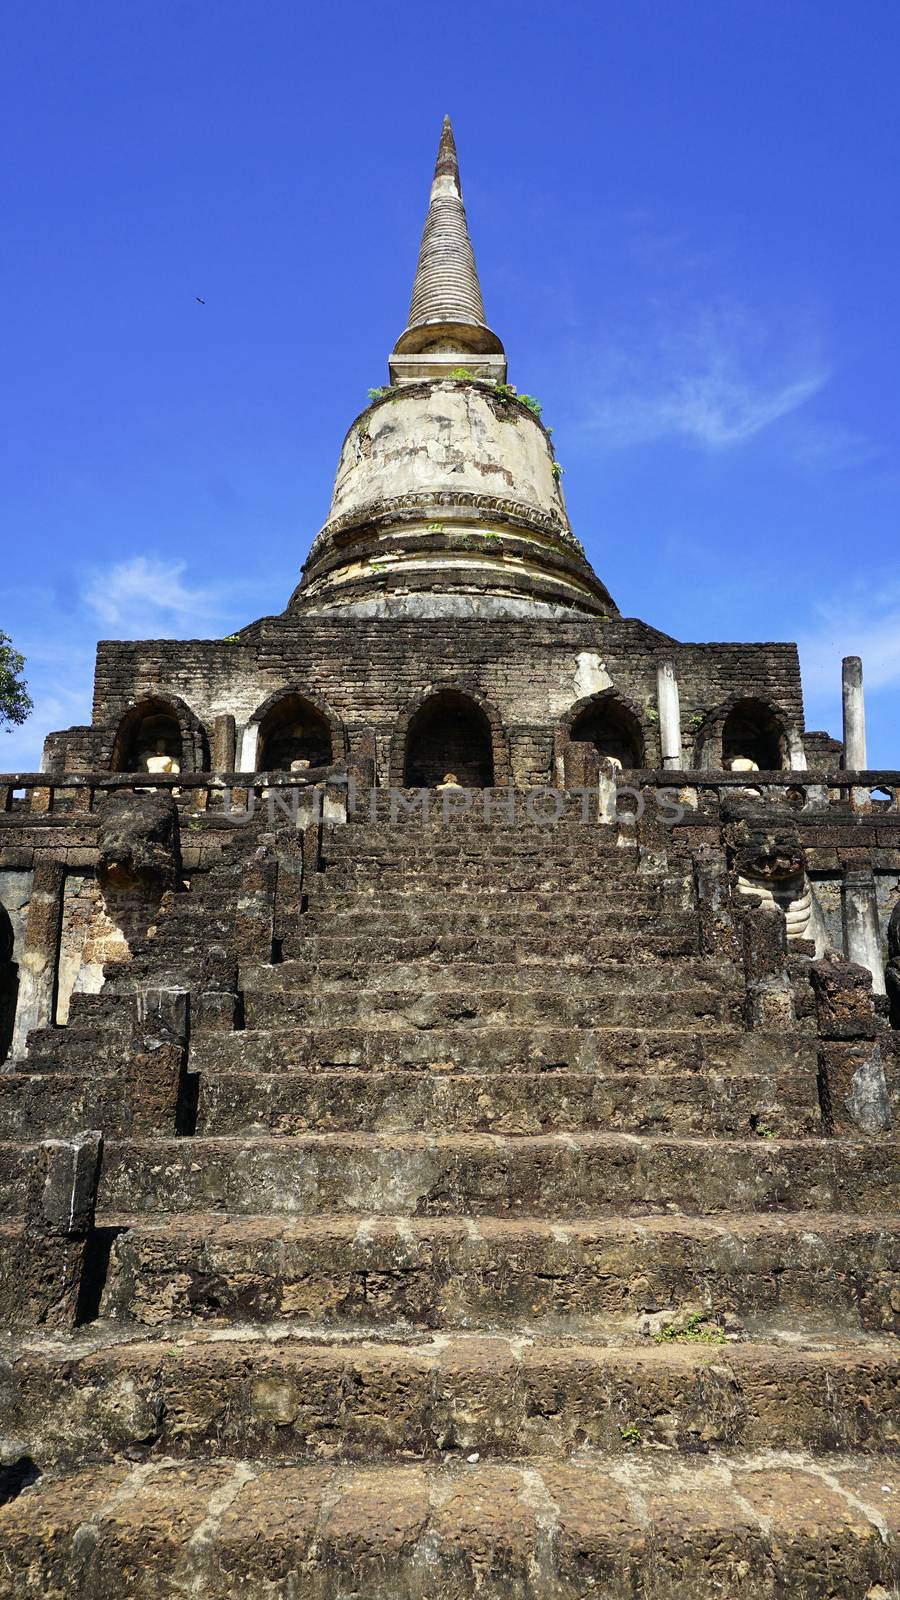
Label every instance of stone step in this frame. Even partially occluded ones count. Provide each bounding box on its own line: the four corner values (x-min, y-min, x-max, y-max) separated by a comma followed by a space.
194, 1068, 819, 1139
318, 867, 684, 897
325, 823, 636, 852
299, 905, 697, 937
323, 847, 649, 872
84, 1133, 897, 1220
24, 992, 134, 1059
64, 993, 131, 1031
0, 1074, 153, 1140
188, 1027, 815, 1077
139, 903, 233, 929
23, 1024, 124, 1065
306, 886, 691, 915
348, 791, 635, 823
0, 1065, 814, 1143
241, 958, 734, 997
241, 984, 742, 1032
5, 1333, 899, 1468
323, 839, 647, 864
318, 838, 656, 864
4, 1453, 897, 1600
98, 1211, 900, 1337
287, 926, 702, 963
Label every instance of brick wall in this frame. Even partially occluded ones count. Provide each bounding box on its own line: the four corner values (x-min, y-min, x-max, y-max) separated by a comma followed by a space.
42, 612, 809, 785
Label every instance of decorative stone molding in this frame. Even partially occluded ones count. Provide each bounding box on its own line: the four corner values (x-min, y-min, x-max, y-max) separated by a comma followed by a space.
306, 488, 581, 559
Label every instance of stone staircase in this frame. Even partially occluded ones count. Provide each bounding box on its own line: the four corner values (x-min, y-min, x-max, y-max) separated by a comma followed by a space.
1, 804, 898, 1597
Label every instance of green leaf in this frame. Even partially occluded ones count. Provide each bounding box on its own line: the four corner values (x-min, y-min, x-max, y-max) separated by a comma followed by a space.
0, 630, 33, 732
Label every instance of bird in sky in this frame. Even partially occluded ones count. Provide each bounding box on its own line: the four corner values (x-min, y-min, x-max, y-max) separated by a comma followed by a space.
196, 296, 205, 304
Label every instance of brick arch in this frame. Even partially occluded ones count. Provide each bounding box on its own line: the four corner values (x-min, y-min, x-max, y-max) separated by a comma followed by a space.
694, 694, 806, 772
389, 683, 511, 788
243, 687, 347, 771
554, 688, 651, 773
110, 694, 210, 773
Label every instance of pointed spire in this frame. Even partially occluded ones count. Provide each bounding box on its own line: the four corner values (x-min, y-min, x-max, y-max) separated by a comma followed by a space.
407, 115, 486, 329
390, 117, 506, 384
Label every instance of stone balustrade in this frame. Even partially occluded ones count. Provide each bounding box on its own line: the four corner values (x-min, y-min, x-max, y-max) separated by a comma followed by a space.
0, 766, 340, 818
1, 766, 898, 826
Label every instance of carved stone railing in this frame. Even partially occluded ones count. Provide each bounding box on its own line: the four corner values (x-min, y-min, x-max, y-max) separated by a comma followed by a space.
0, 766, 347, 819
630, 769, 900, 815
1, 767, 898, 820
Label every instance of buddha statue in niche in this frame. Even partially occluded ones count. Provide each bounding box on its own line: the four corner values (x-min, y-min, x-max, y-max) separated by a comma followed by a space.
144, 738, 181, 777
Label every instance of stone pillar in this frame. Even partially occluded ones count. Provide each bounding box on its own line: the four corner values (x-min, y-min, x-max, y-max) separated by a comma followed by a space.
842, 656, 867, 771
302, 812, 323, 894
238, 722, 259, 773
885, 903, 900, 1029
212, 713, 236, 773
9, 859, 64, 1060
693, 846, 738, 961
787, 731, 808, 772
656, 660, 683, 771
196, 945, 240, 1036
356, 727, 378, 766
842, 866, 886, 995
597, 756, 618, 826
347, 729, 377, 803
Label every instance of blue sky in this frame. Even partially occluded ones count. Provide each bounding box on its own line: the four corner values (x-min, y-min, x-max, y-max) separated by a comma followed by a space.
2, 0, 898, 768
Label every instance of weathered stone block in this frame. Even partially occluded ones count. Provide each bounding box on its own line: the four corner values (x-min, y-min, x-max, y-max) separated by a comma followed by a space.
25, 1131, 103, 1238
12, 1131, 104, 1328
810, 956, 877, 1039
96, 791, 181, 893
233, 848, 278, 960
742, 905, 786, 982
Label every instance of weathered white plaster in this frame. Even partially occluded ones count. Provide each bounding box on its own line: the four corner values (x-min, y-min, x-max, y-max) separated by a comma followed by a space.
239, 724, 259, 772
329, 384, 568, 536
573, 652, 611, 701
842, 868, 886, 993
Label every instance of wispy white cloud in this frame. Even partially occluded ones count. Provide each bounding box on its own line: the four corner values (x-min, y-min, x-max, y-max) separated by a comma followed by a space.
585, 299, 828, 449
799, 585, 900, 700
82, 555, 234, 635
797, 583, 900, 763
786, 421, 878, 473
4, 552, 274, 768
610, 369, 823, 448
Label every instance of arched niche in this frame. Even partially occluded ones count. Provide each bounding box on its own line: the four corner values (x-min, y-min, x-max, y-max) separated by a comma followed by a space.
693, 696, 806, 773
245, 689, 345, 773
110, 696, 209, 774
396, 688, 504, 789
721, 699, 788, 772
561, 691, 646, 770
